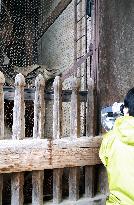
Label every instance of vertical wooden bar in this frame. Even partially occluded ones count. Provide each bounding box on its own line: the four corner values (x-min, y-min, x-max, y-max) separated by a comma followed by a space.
32, 74, 45, 205
0, 72, 5, 205
53, 76, 63, 204
74, 0, 78, 77
86, 78, 95, 137
11, 73, 25, 205
33, 74, 45, 139
53, 76, 62, 139
0, 72, 5, 139
53, 168, 63, 204
69, 77, 80, 201
85, 78, 95, 197
70, 77, 80, 139
11, 173, 24, 205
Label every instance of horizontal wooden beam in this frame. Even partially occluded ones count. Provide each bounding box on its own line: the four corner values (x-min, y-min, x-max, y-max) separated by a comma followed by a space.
0, 137, 102, 173
3, 87, 87, 102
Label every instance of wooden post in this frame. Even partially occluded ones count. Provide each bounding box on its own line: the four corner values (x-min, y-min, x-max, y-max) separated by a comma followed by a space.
0, 72, 5, 205
53, 76, 62, 139
11, 173, 24, 205
86, 78, 95, 137
0, 72, 5, 139
85, 78, 95, 197
69, 77, 80, 201
11, 73, 25, 205
12, 74, 25, 139
33, 74, 45, 139
70, 77, 80, 139
32, 74, 45, 205
53, 76, 63, 204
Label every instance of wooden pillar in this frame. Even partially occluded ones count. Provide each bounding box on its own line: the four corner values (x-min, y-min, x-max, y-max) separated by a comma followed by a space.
86, 78, 95, 137
85, 78, 95, 197
32, 74, 45, 205
0, 72, 5, 205
11, 73, 25, 205
70, 77, 80, 139
69, 77, 80, 201
53, 76, 62, 139
53, 76, 63, 204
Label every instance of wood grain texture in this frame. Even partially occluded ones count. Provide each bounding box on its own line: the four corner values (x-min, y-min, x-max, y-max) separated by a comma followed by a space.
53, 76, 63, 203
0, 72, 5, 205
11, 74, 25, 205
53, 168, 63, 204
32, 75, 45, 205
0, 137, 101, 173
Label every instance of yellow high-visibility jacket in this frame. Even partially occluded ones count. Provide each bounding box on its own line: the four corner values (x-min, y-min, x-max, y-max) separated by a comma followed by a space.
99, 116, 134, 205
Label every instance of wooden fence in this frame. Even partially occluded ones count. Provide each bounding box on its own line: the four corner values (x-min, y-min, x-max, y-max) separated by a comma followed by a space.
0, 71, 102, 205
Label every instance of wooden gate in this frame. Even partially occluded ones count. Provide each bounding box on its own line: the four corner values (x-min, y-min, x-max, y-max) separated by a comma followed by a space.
0, 71, 103, 205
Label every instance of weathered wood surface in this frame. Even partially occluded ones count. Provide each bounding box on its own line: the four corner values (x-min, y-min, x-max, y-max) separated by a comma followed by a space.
53, 76, 63, 203
3, 87, 87, 102
0, 137, 101, 173
11, 172, 24, 205
11, 74, 25, 205
0, 72, 5, 139
69, 78, 80, 201
70, 77, 80, 139
0, 72, 5, 205
33, 74, 45, 139
86, 78, 95, 137
12, 74, 25, 140
32, 75, 45, 205
53, 76, 62, 139
53, 168, 63, 204
85, 166, 95, 197
69, 167, 80, 201
32, 171, 44, 205
86, 78, 96, 198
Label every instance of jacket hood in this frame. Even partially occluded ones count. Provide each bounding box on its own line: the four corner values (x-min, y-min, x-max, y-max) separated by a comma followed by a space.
113, 116, 134, 145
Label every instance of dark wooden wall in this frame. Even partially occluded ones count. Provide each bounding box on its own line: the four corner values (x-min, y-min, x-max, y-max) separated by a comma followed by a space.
99, 0, 134, 107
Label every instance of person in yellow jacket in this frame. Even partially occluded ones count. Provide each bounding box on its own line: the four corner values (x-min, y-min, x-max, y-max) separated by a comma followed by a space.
99, 87, 134, 205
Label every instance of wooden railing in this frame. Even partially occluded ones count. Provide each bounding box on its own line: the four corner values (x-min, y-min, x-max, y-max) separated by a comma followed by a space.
0, 71, 102, 205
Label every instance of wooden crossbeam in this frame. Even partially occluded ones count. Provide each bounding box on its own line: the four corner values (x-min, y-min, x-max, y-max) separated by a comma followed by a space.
0, 137, 102, 174
3, 87, 88, 102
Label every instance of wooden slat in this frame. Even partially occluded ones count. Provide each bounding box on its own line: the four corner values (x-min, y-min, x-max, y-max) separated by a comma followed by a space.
85, 166, 95, 197
11, 173, 24, 205
85, 78, 95, 198
70, 78, 80, 139
53, 76, 62, 139
33, 74, 45, 139
0, 72, 5, 139
69, 78, 80, 201
86, 78, 95, 137
0, 72, 5, 205
53, 76, 63, 204
32, 75, 45, 205
11, 74, 25, 205
12, 74, 25, 140
0, 137, 101, 173
32, 171, 44, 205
53, 169, 63, 204
69, 167, 80, 201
